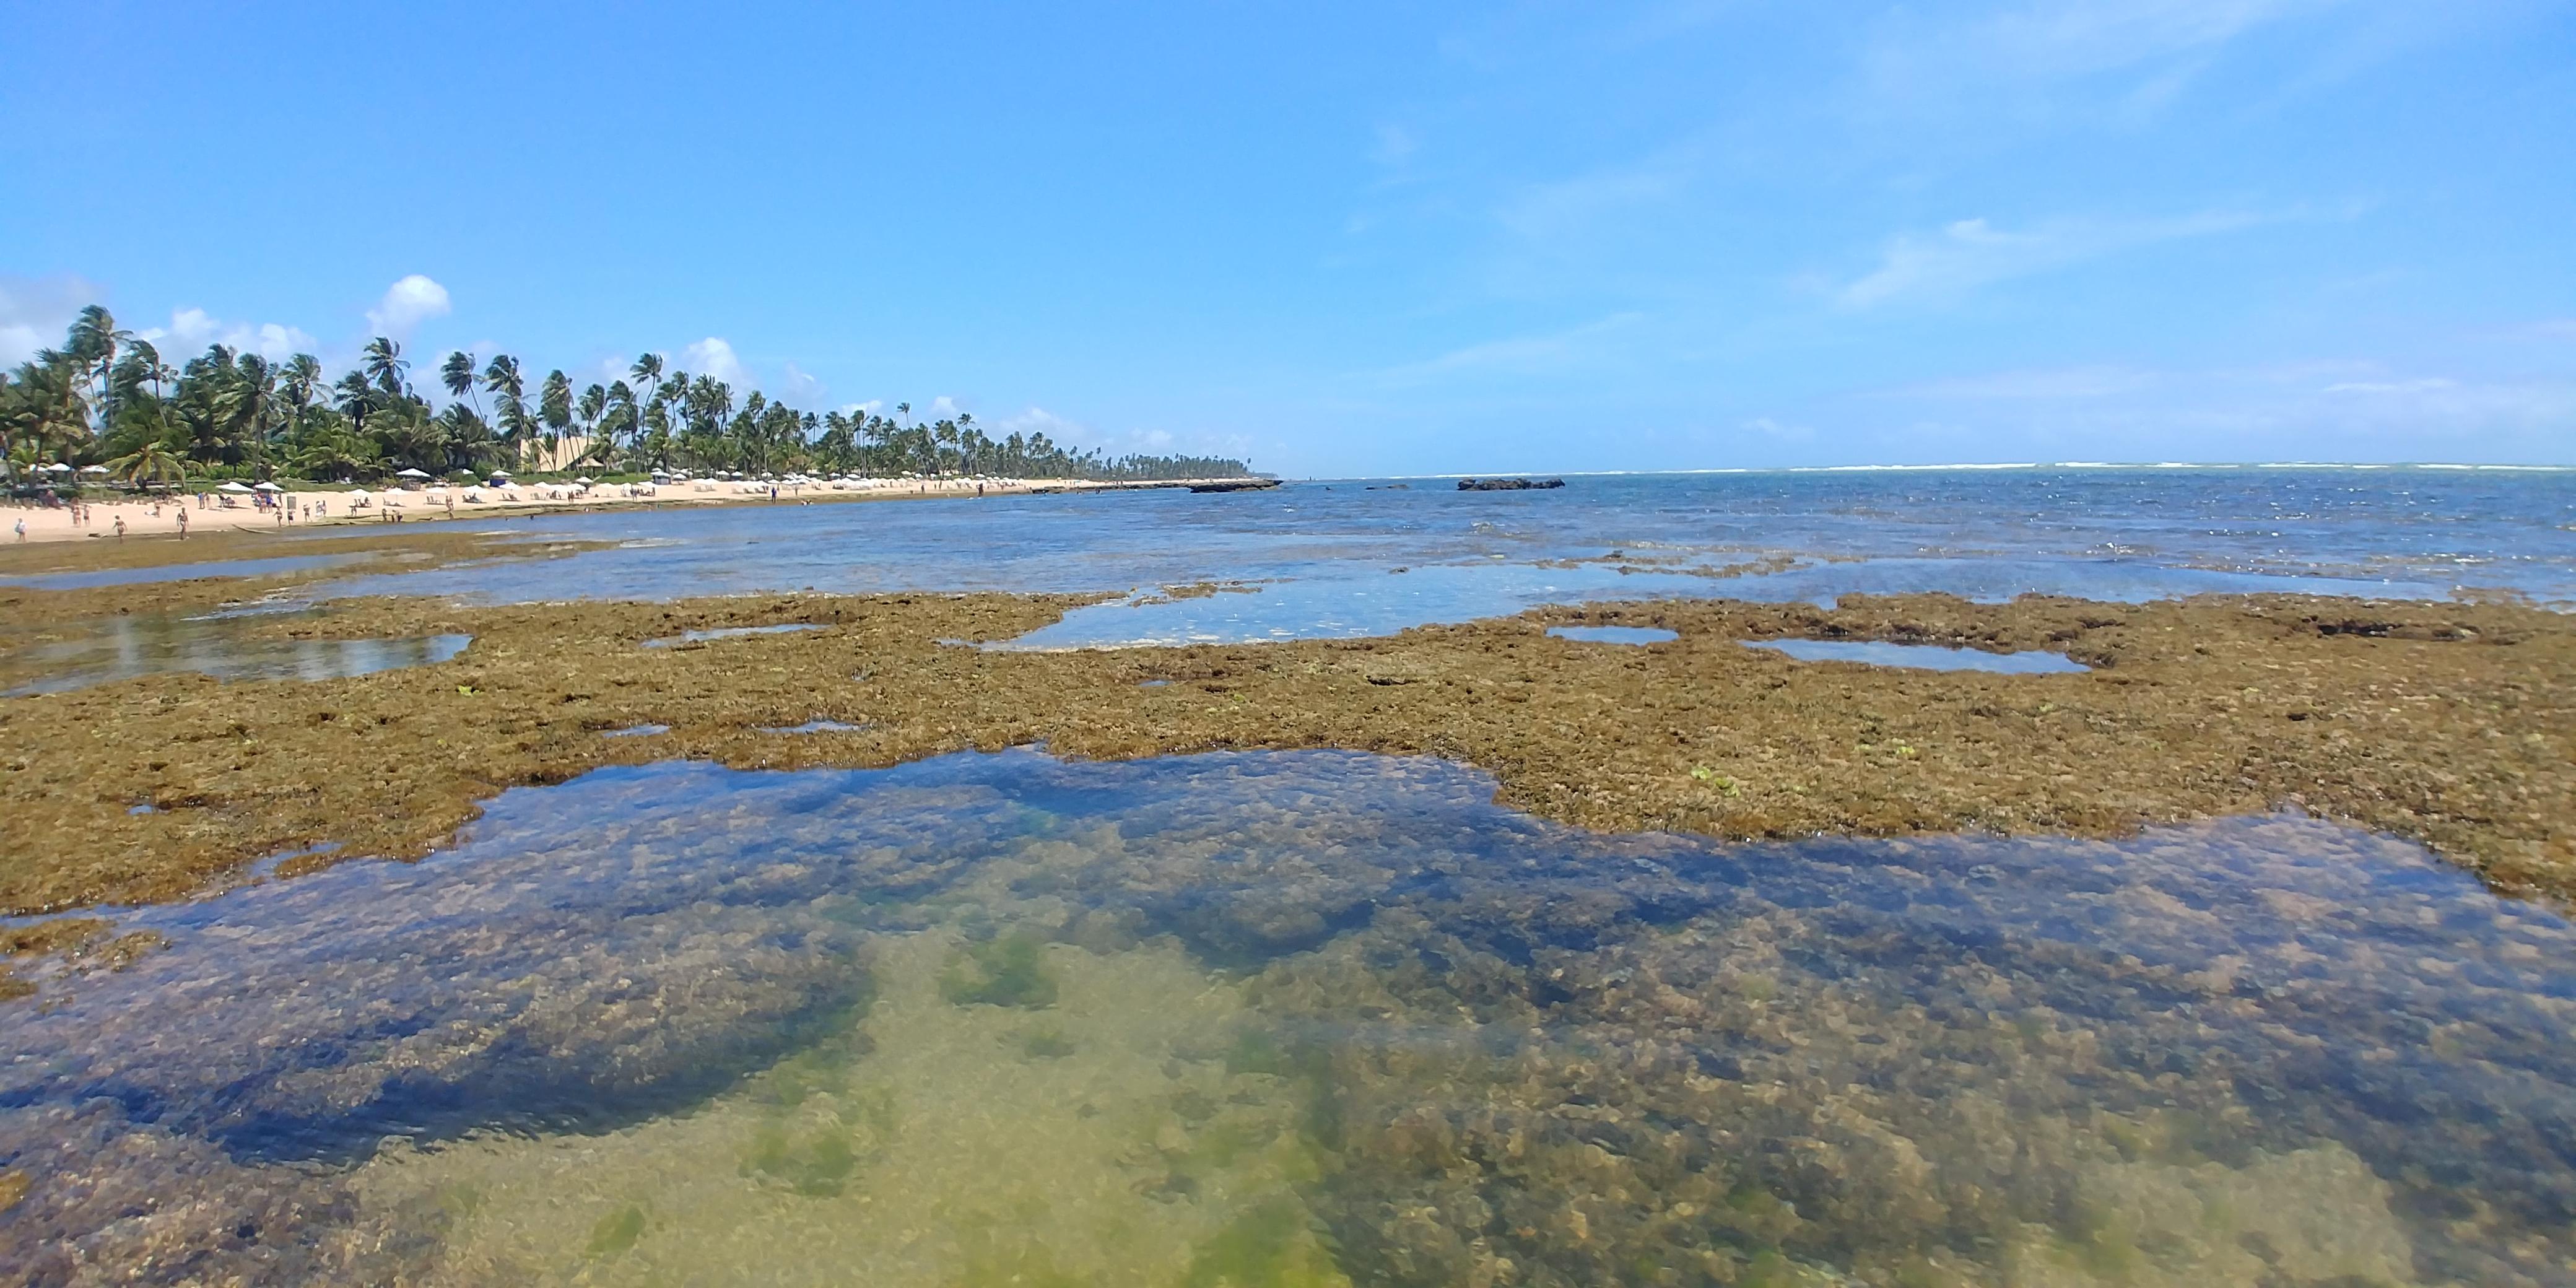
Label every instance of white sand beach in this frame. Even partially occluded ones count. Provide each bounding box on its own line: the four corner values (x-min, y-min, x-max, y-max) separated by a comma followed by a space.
4, 474, 1244, 545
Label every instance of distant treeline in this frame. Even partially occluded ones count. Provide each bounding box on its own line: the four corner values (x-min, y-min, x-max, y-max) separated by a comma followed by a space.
1, 307, 1256, 485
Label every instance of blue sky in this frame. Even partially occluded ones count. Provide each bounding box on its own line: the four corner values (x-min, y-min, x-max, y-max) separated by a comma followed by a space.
4, 1, 2571, 474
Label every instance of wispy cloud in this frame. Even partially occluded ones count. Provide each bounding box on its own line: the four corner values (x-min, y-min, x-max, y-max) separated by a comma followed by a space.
1837, 210, 2272, 308
1887, 365, 2161, 399
1865, 0, 2351, 97
1971, 0, 2350, 79
1374, 312, 1647, 385
1863, 356, 2576, 458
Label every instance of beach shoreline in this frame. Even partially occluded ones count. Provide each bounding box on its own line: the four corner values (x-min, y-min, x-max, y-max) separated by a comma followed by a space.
1, 474, 1276, 545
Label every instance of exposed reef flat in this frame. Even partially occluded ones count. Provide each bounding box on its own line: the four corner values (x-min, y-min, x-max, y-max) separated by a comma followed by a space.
0, 536, 2567, 938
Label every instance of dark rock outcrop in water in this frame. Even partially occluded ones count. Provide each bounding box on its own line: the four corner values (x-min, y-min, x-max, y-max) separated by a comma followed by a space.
1185, 477, 1281, 493
1456, 477, 1565, 491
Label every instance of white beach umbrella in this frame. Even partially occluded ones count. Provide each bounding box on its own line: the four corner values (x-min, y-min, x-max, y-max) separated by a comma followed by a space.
253, 481, 283, 492
575, 475, 595, 485
43, 462, 73, 473
218, 481, 254, 494
394, 467, 433, 479
490, 469, 514, 477
81, 464, 110, 475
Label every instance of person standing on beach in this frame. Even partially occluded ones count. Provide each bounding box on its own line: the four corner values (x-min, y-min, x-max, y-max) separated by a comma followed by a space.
176, 508, 188, 539
114, 515, 126, 540
12, 517, 23, 542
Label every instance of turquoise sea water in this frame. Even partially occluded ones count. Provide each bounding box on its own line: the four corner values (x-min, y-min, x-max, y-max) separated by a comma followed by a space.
293, 468, 2573, 646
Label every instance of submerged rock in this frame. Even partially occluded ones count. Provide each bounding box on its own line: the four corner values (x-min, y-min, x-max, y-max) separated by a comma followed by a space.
1456, 477, 1566, 491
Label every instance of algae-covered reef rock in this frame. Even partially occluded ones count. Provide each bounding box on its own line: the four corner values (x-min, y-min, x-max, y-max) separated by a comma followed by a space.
0, 763, 1052, 1164
1226, 812, 2576, 1287
1456, 477, 1565, 490
0, 1100, 438, 1287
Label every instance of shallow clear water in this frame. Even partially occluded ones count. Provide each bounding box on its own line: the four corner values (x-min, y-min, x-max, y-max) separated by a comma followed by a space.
1547, 624, 1681, 645
759, 718, 869, 734
0, 613, 471, 696
293, 469, 2569, 645
6, 749, 2573, 1285
643, 623, 824, 648
0, 552, 367, 590
1743, 638, 2092, 673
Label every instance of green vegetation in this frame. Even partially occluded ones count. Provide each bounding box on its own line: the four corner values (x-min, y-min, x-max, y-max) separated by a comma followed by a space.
1, 306, 1255, 489
585, 1204, 646, 1258
1180, 1198, 1348, 1288
939, 932, 1061, 1008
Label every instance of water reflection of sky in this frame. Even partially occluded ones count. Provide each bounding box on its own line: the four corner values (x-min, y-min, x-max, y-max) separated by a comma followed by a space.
5, 749, 2572, 1282
1741, 637, 2091, 672
0, 612, 469, 695
293, 471, 2567, 643
0, 552, 365, 590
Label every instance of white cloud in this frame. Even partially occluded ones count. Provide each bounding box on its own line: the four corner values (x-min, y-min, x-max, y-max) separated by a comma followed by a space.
682, 336, 751, 387
1837, 211, 2268, 308
365, 274, 452, 337
0, 274, 100, 367
135, 307, 318, 362
925, 395, 964, 420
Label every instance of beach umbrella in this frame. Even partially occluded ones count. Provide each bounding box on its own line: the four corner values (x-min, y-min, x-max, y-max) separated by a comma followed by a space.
574, 476, 595, 485
394, 467, 433, 480
42, 462, 72, 473
218, 481, 254, 494
253, 481, 283, 492
81, 464, 109, 475
491, 469, 514, 477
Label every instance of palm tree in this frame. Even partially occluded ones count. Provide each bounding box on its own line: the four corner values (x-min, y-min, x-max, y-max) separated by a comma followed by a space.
630, 352, 663, 396
66, 305, 132, 435
483, 354, 530, 465
221, 353, 281, 478
538, 369, 573, 449
363, 337, 411, 399
441, 350, 482, 416
279, 354, 323, 419
107, 441, 185, 489
577, 383, 606, 438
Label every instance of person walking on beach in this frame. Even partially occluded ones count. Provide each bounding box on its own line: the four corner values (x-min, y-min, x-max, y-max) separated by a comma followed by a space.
176, 508, 188, 539
12, 517, 23, 542
114, 515, 126, 541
